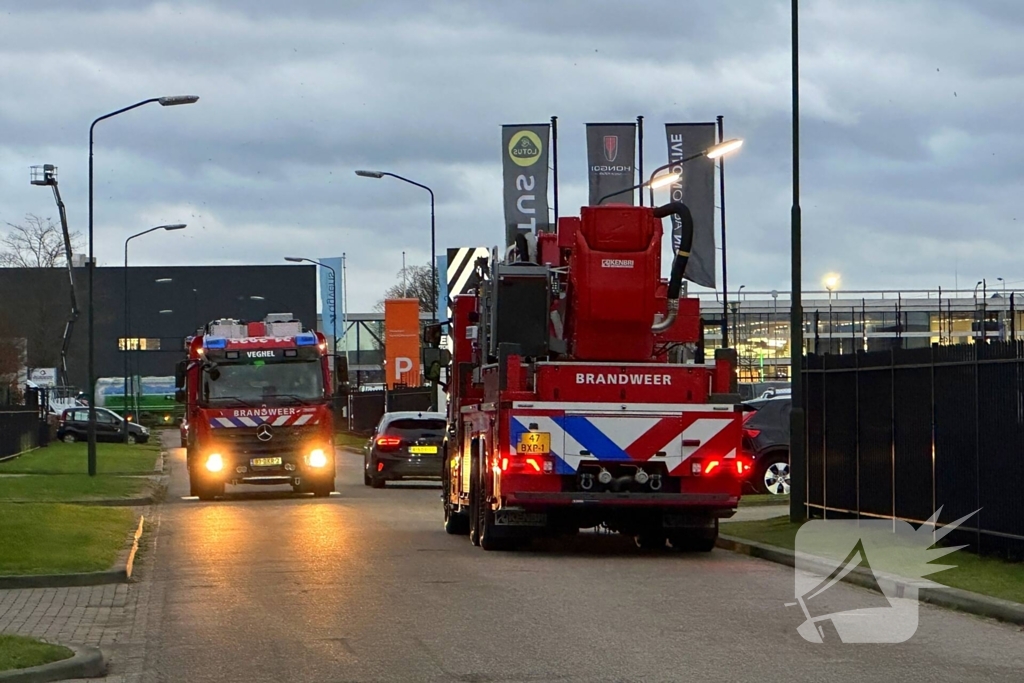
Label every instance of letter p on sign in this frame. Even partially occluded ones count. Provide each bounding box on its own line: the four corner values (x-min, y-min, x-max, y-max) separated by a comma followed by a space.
394, 357, 414, 382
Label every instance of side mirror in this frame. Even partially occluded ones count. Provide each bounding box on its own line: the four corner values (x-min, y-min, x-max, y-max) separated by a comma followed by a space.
174, 360, 187, 389
422, 323, 443, 347
174, 389, 186, 404
334, 354, 349, 388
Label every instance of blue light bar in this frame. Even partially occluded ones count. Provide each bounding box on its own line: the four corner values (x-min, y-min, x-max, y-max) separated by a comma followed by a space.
295, 333, 317, 346
204, 336, 227, 349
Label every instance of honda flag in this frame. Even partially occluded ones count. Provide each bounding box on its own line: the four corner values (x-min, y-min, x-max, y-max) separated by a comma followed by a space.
665, 123, 716, 288
501, 124, 551, 250
586, 123, 636, 206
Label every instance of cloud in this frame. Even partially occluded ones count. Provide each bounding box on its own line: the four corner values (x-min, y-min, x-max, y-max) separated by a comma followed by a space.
1, 0, 1022, 313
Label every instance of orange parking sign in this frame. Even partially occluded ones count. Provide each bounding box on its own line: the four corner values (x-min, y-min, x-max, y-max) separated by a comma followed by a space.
384, 299, 421, 388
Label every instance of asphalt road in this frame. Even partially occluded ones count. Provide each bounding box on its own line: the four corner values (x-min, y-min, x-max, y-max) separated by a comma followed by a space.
138, 432, 1024, 683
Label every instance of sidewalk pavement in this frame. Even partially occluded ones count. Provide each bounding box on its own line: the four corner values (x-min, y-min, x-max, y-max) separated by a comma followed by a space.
0, 517, 160, 682
725, 504, 790, 523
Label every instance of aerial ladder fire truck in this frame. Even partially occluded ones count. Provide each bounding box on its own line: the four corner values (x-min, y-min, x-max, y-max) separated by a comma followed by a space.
436, 201, 748, 550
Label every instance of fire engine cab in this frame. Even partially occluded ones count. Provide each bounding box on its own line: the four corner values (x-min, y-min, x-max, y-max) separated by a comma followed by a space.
175, 314, 336, 500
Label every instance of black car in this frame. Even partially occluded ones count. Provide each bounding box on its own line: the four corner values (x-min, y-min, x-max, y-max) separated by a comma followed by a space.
741, 397, 790, 495
364, 411, 446, 488
57, 407, 151, 444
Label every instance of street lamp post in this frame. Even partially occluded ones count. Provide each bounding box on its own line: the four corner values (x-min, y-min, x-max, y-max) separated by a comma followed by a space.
284, 257, 339, 390
87, 94, 198, 475
734, 285, 746, 348
122, 224, 186, 442
823, 274, 839, 355
790, 0, 805, 523
354, 170, 437, 321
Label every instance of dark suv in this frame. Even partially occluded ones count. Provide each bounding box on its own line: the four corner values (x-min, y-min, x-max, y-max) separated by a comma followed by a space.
741, 397, 790, 495
364, 411, 446, 488
57, 407, 150, 445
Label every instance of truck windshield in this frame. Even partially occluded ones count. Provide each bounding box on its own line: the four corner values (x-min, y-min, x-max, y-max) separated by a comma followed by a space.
202, 360, 324, 405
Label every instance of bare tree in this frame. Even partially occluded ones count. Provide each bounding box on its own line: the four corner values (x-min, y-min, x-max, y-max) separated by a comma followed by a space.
0, 214, 82, 268
375, 263, 439, 313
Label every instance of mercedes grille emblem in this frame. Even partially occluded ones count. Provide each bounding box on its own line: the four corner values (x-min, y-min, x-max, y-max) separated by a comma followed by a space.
256, 424, 274, 442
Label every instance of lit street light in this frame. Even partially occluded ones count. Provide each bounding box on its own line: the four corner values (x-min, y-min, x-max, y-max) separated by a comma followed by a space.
87, 94, 198, 475
823, 273, 840, 300
355, 170, 437, 321
284, 258, 339, 389
122, 224, 186, 442
598, 138, 744, 206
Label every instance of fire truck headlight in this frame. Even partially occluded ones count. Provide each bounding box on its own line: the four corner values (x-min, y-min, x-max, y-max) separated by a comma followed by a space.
205, 453, 224, 472
308, 449, 328, 468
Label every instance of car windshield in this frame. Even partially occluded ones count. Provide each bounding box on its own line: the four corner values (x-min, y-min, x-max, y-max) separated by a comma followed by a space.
202, 359, 323, 405
384, 418, 446, 439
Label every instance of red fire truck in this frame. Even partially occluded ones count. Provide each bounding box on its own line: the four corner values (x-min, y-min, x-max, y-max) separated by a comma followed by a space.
175, 314, 336, 500
439, 202, 747, 550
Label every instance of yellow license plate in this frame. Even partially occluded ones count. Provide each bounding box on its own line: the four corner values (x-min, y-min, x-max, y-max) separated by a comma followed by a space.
517, 432, 550, 454
409, 446, 438, 454
251, 457, 282, 467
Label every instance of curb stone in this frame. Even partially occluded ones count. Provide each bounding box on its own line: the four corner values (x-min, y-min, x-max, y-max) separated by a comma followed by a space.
0, 515, 145, 590
0, 645, 106, 683
716, 534, 1024, 627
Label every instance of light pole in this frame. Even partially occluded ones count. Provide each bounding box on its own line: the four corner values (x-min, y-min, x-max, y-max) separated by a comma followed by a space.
88, 94, 198, 475
122, 224, 186, 442
355, 170, 437, 321
824, 274, 839, 354
790, 0, 805, 523
285, 257, 339, 389
734, 285, 746, 348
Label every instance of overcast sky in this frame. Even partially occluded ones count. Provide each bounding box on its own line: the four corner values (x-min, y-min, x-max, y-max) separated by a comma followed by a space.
2, 0, 1022, 312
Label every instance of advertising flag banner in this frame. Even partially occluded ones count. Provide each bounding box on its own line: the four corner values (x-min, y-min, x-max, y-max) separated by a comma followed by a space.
664, 123, 716, 288
384, 298, 421, 388
317, 257, 344, 352
501, 124, 551, 249
586, 123, 637, 206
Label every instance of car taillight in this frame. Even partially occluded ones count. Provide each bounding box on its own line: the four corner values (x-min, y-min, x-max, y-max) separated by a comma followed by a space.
743, 428, 761, 439
375, 435, 402, 451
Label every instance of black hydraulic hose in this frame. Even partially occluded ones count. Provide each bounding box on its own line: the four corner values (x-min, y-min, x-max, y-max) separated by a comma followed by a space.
514, 232, 530, 263
651, 202, 694, 332
652, 201, 694, 300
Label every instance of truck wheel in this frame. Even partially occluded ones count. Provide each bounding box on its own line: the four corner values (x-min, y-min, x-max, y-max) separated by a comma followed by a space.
634, 532, 667, 550
188, 467, 200, 497
312, 480, 334, 498
471, 460, 514, 551
197, 480, 224, 501
670, 520, 718, 553
443, 475, 469, 536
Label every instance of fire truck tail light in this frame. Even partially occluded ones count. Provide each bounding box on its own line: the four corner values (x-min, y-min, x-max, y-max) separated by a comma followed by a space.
500, 454, 549, 474
704, 460, 721, 475
525, 458, 541, 472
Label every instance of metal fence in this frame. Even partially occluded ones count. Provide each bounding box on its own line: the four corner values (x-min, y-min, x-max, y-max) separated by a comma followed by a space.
346, 387, 435, 434
0, 410, 41, 459
804, 342, 1024, 556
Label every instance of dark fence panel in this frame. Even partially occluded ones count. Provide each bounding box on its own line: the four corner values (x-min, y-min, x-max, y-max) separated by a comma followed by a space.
805, 342, 1024, 556
0, 410, 39, 458
347, 387, 435, 434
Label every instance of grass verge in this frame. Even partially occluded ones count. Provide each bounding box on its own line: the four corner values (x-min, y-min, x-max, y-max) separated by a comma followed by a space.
0, 503, 135, 575
335, 432, 368, 449
0, 441, 159, 475
722, 517, 1024, 605
0, 634, 73, 673
0, 475, 148, 502
739, 493, 790, 507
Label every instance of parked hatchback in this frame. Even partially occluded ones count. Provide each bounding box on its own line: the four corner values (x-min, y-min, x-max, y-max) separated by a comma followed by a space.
57, 407, 150, 445
364, 411, 446, 488
741, 397, 790, 495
